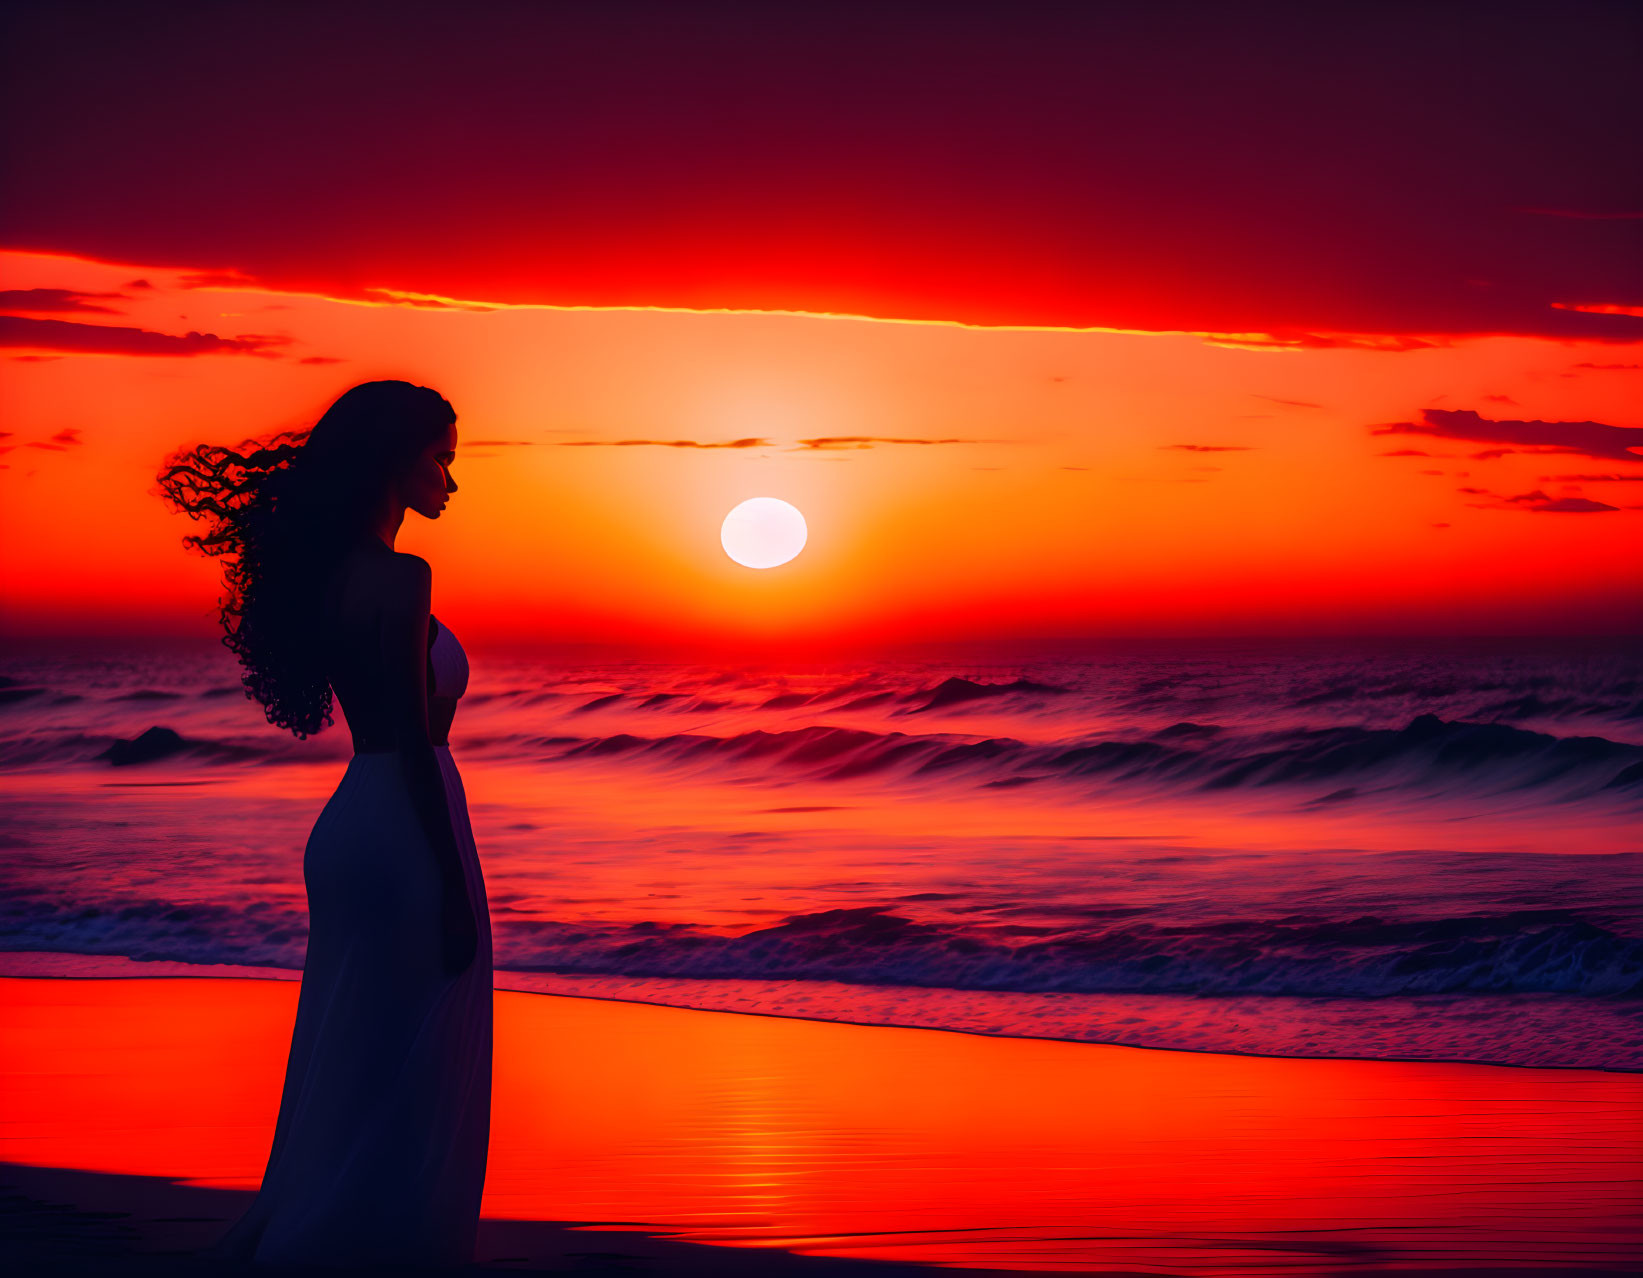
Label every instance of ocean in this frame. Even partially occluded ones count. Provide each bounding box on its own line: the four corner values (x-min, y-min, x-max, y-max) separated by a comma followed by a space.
3, 635, 1639, 1071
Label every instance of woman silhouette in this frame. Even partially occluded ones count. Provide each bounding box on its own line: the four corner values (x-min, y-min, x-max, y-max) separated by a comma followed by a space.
158, 380, 490, 1266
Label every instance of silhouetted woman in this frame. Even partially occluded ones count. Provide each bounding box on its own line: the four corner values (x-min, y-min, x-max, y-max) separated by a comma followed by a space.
158, 380, 490, 1266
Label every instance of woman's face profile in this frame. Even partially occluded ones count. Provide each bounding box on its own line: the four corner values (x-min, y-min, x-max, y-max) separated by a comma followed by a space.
403, 420, 459, 520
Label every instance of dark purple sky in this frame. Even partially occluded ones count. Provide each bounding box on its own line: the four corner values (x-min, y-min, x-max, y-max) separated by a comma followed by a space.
3, 1, 1639, 339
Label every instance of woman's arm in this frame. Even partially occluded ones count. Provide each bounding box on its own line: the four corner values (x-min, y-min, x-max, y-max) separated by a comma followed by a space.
381, 552, 477, 976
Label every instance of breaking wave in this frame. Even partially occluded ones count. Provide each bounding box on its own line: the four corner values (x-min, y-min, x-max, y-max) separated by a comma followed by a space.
499, 906, 1643, 999
543, 713, 1643, 802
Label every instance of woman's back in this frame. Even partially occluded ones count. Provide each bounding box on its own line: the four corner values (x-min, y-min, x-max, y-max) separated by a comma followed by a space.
322, 542, 428, 753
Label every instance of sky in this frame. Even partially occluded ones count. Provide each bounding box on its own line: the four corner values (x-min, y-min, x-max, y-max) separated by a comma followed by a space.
1, 1, 1639, 646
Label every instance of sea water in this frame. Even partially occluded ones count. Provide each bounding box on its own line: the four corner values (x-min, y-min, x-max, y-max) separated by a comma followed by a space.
2, 635, 1638, 1070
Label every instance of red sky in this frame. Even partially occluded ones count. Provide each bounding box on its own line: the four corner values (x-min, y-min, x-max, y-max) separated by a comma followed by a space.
1, 2, 1639, 644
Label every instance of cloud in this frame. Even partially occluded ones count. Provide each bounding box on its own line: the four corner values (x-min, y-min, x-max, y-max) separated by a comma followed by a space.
0, 287, 126, 314
794, 436, 979, 450
1209, 333, 1445, 353
1539, 473, 1643, 483
362, 289, 496, 312
22, 429, 83, 454
1552, 302, 1643, 318
1252, 395, 1320, 408
558, 437, 770, 449
176, 269, 258, 290
1162, 443, 1254, 453
1570, 362, 1639, 370
1378, 448, 1430, 457
1531, 496, 1621, 512
0, 315, 283, 357
299, 355, 345, 365
1459, 484, 1623, 514
1374, 409, 1643, 463
1482, 393, 1517, 404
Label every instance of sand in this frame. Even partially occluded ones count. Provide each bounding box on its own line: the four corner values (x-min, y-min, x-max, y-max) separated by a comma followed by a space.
2, 976, 1639, 1275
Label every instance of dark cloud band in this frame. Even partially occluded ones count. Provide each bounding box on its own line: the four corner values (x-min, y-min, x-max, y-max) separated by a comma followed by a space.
1375, 410, 1643, 464
0, 315, 280, 358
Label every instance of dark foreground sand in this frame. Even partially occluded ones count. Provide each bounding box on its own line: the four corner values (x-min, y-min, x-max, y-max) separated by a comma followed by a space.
7, 1160, 1640, 1278
3, 1161, 1050, 1277
3, 977, 1639, 1276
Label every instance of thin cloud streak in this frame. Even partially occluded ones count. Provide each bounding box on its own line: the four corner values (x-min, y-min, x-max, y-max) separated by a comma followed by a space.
557, 438, 770, 449
794, 436, 980, 450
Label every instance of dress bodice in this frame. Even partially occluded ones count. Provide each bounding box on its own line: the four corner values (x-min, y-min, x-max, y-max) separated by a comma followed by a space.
428, 615, 470, 701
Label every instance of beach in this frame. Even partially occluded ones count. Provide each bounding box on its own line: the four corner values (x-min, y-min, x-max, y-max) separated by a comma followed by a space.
4, 638, 1641, 1271
3, 975, 1639, 1275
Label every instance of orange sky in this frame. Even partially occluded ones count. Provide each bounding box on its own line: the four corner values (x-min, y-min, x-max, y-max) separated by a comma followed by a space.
1, 249, 1639, 646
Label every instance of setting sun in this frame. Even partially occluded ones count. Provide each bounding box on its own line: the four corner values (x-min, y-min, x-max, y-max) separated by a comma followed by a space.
720, 497, 808, 570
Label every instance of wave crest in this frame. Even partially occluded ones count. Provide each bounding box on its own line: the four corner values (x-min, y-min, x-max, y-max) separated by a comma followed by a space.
544, 714, 1643, 801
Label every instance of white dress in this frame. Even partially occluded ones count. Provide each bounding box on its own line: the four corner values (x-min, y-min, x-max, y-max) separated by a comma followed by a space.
211, 617, 492, 1266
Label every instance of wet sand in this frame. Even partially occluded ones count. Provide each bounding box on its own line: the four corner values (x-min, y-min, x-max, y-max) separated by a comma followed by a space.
2, 976, 1639, 1275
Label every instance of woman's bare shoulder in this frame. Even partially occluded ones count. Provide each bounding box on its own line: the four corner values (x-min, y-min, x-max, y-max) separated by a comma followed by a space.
387, 550, 432, 584
334, 546, 430, 616
379, 551, 432, 609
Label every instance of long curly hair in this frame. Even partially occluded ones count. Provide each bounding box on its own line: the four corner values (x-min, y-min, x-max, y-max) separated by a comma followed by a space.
157, 380, 457, 737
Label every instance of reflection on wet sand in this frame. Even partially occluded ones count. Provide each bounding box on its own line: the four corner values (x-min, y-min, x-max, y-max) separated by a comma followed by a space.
3, 977, 1638, 1274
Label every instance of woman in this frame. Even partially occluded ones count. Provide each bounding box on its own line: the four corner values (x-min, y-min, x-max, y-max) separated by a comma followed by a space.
157, 380, 491, 1266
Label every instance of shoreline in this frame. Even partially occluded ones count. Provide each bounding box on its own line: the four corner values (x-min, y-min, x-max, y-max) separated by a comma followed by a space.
2, 952, 1638, 1074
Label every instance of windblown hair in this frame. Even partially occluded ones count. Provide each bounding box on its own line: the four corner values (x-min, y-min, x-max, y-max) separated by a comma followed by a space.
157, 380, 456, 738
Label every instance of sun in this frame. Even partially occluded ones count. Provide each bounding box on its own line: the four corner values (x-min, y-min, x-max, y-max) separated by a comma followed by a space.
721, 498, 808, 569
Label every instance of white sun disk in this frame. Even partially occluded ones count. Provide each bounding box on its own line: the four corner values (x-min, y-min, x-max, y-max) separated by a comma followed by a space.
721, 498, 807, 569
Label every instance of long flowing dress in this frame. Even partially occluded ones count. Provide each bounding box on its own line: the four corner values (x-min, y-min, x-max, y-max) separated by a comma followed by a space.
210, 618, 491, 1266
